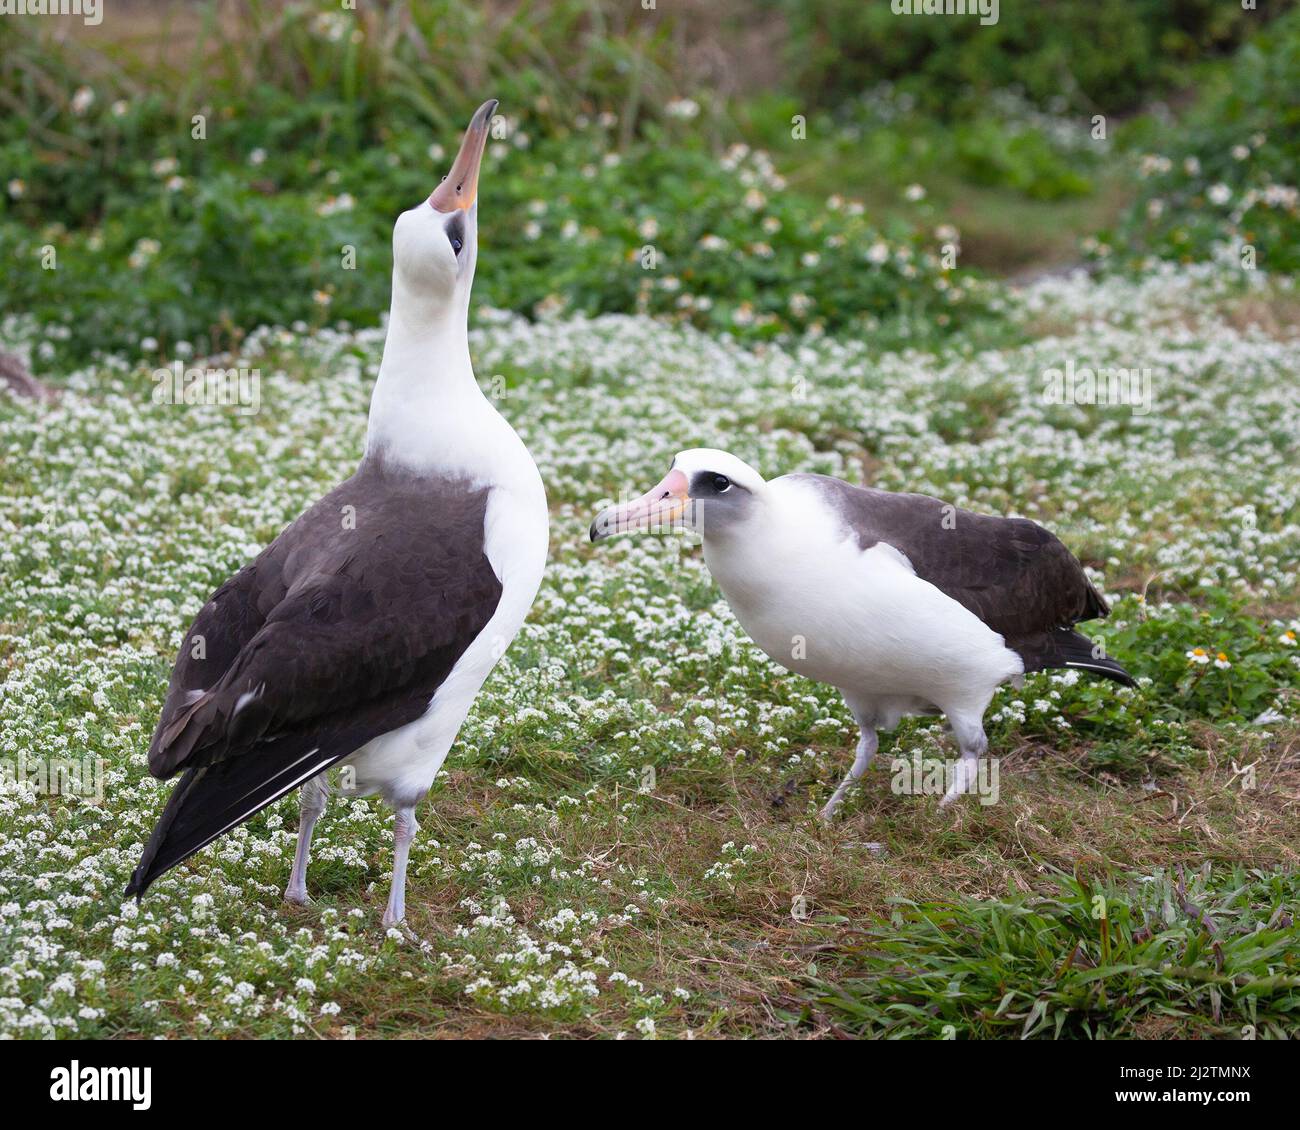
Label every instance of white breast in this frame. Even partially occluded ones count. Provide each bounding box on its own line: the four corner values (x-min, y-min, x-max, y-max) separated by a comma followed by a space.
347, 397, 548, 804
703, 478, 1021, 715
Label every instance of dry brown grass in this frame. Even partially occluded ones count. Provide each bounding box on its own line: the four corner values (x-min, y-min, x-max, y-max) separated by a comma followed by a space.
311, 722, 1300, 1038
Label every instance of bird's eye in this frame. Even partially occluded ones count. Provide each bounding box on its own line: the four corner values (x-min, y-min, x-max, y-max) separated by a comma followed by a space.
712, 474, 731, 493
446, 214, 466, 257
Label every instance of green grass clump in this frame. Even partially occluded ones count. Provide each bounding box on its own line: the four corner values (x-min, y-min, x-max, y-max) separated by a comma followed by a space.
800, 868, 1300, 1039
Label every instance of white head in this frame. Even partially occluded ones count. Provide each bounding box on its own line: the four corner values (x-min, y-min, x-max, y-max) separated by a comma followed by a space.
389, 99, 496, 332
589, 448, 769, 543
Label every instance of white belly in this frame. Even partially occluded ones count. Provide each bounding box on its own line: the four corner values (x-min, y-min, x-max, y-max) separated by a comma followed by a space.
346, 465, 548, 804
705, 497, 1021, 715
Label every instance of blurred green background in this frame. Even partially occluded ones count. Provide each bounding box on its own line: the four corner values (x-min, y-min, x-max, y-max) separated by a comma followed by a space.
2, 0, 1297, 367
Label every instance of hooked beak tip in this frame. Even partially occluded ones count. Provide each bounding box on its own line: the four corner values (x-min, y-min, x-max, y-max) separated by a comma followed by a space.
429, 98, 499, 213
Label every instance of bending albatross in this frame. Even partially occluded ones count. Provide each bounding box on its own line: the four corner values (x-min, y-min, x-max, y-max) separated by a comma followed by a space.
126, 101, 548, 925
591, 450, 1132, 819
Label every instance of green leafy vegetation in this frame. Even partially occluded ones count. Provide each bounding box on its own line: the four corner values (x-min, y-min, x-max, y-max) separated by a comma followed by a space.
1103, 6, 1300, 273
778, 0, 1268, 116
801, 868, 1300, 1039
0, 19, 982, 365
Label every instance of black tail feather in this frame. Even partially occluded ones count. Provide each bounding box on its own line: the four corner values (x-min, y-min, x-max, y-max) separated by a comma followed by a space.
1012, 626, 1136, 688
124, 736, 347, 899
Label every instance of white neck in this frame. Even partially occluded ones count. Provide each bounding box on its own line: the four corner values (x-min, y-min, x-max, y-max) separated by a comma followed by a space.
365, 272, 489, 470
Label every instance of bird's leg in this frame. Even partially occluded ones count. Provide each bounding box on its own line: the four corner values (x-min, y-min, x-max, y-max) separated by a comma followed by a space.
284, 773, 328, 905
381, 805, 419, 929
821, 726, 878, 821
940, 717, 988, 809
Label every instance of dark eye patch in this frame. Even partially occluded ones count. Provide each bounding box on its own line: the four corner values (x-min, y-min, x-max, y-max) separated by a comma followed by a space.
445, 213, 466, 256
691, 470, 741, 497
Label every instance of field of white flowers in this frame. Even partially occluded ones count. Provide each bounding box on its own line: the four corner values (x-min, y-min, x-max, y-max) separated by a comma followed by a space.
1, 265, 1297, 1038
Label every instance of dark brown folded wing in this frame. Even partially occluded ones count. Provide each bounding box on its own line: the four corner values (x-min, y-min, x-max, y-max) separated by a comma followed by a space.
127, 464, 502, 896
792, 474, 1107, 642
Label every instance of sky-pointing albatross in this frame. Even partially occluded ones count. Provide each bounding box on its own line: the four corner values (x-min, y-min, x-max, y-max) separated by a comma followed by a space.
126, 101, 549, 926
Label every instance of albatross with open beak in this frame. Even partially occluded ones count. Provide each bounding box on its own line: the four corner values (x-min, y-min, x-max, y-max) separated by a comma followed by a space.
126, 101, 548, 927
591, 450, 1133, 819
